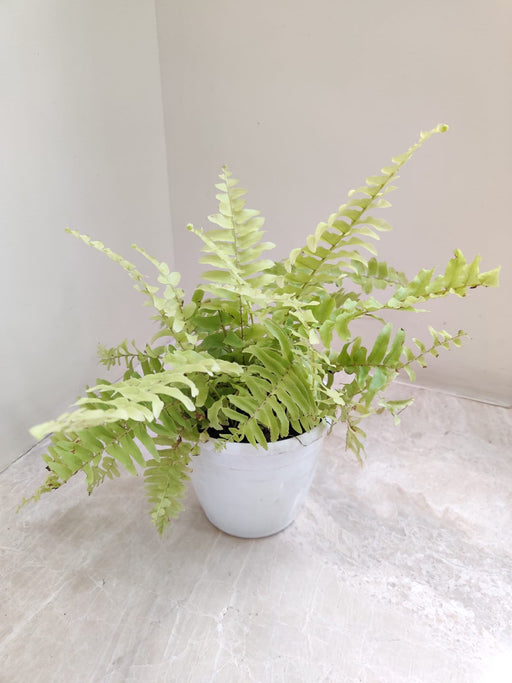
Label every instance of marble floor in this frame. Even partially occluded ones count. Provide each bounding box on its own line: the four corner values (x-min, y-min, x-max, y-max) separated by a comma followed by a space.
1, 385, 512, 683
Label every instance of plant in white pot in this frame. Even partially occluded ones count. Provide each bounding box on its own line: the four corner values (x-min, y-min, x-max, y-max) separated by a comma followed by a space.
21, 124, 499, 538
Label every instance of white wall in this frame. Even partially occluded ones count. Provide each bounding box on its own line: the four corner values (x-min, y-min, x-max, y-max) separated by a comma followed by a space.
0, 2, 173, 469
156, 0, 511, 407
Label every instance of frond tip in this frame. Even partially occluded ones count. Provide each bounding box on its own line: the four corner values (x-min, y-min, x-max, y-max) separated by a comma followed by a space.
144, 438, 196, 534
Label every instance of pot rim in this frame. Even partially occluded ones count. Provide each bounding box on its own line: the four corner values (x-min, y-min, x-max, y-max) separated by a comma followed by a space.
199, 419, 330, 458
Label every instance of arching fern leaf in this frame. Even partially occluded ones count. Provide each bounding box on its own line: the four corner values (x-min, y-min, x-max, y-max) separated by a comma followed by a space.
281, 124, 449, 295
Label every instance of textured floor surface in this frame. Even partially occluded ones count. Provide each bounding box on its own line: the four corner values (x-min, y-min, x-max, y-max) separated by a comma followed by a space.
1, 385, 512, 683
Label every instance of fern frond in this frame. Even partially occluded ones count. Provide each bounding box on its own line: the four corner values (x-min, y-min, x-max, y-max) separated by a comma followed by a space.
349, 257, 409, 294
341, 406, 368, 464
98, 339, 137, 371
66, 230, 195, 348
23, 347, 239, 511
399, 328, 467, 382
188, 168, 276, 334
211, 345, 321, 447
19, 420, 147, 510
335, 323, 464, 393
30, 351, 243, 441
334, 324, 407, 405
98, 339, 167, 375
188, 225, 256, 291
295, 248, 499, 348
131, 245, 197, 346
144, 437, 195, 534
29, 377, 192, 439
386, 250, 500, 308
377, 398, 415, 425
206, 167, 276, 283
280, 124, 449, 294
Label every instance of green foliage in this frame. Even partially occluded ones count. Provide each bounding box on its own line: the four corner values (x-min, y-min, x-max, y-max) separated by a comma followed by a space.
22, 124, 500, 534
144, 436, 196, 534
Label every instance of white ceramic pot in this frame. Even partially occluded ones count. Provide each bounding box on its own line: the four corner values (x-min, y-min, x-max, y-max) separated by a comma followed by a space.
189, 422, 328, 538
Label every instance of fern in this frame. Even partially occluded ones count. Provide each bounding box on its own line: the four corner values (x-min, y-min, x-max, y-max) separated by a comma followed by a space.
22, 124, 500, 533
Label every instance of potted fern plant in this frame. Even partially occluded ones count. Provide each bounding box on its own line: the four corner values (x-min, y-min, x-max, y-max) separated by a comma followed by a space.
21, 124, 499, 537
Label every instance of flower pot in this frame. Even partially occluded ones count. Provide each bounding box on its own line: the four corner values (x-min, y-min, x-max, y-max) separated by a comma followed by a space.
189, 422, 328, 538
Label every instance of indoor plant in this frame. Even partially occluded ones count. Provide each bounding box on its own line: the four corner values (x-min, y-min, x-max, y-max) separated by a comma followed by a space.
21, 124, 499, 535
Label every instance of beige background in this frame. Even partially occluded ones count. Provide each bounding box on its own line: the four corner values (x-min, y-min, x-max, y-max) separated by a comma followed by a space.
2, 0, 511, 469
